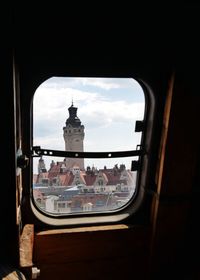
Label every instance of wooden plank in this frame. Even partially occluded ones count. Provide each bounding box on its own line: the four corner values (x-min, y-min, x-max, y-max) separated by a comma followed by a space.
20, 224, 34, 267
155, 73, 174, 195
34, 225, 150, 280
36, 224, 129, 236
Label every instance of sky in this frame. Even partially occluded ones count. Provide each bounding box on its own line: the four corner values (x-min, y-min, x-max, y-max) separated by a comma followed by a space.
33, 77, 145, 174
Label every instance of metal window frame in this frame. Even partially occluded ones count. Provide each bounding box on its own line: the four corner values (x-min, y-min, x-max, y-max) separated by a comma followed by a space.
21, 76, 156, 228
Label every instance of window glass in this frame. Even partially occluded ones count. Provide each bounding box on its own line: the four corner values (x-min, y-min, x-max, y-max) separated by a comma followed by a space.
33, 77, 145, 215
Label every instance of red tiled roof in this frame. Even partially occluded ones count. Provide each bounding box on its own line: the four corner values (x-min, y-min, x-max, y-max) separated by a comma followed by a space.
84, 174, 97, 186
44, 163, 130, 187
59, 173, 72, 186
48, 163, 62, 178
68, 174, 74, 185
100, 169, 128, 185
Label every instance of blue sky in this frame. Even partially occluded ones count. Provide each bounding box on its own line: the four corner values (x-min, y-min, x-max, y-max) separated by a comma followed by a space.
33, 77, 145, 173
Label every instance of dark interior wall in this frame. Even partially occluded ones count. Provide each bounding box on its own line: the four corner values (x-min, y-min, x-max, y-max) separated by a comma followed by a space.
1, 49, 19, 264
1, 4, 200, 279
149, 70, 200, 279
174, 71, 200, 279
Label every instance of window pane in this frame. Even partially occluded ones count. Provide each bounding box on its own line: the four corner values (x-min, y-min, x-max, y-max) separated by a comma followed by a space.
33, 77, 145, 215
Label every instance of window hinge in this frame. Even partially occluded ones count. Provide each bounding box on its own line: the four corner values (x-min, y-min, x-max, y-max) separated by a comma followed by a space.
135, 120, 145, 132
17, 152, 29, 169
131, 160, 140, 171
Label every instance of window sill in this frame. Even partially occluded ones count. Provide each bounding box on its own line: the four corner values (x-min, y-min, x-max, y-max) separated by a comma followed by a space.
36, 224, 131, 236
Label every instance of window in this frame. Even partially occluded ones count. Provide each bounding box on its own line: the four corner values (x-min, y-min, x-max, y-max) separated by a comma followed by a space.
30, 77, 155, 226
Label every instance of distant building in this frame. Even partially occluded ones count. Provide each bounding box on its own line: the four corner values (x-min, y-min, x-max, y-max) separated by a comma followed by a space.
38, 157, 47, 174
34, 163, 135, 190
33, 163, 136, 212
63, 102, 85, 170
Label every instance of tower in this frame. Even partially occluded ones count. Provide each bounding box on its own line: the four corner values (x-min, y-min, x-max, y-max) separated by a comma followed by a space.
38, 157, 47, 173
63, 102, 85, 170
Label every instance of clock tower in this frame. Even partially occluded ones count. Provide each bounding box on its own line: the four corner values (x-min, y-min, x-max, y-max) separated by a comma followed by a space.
63, 102, 85, 170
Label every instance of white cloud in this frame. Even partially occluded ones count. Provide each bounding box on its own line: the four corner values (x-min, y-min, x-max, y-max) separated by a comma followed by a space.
79, 78, 121, 90
33, 85, 144, 132
34, 135, 64, 150
80, 100, 144, 128
40, 77, 141, 91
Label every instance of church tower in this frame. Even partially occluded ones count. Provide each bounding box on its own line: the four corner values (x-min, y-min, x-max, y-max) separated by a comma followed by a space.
38, 157, 47, 173
63, 102, 85, 170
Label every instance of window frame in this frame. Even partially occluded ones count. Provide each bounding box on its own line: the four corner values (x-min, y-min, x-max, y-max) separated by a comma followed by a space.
21, 74, 156, 228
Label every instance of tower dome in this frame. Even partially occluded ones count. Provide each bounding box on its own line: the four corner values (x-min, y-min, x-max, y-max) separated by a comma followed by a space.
65, 103, 82, 127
